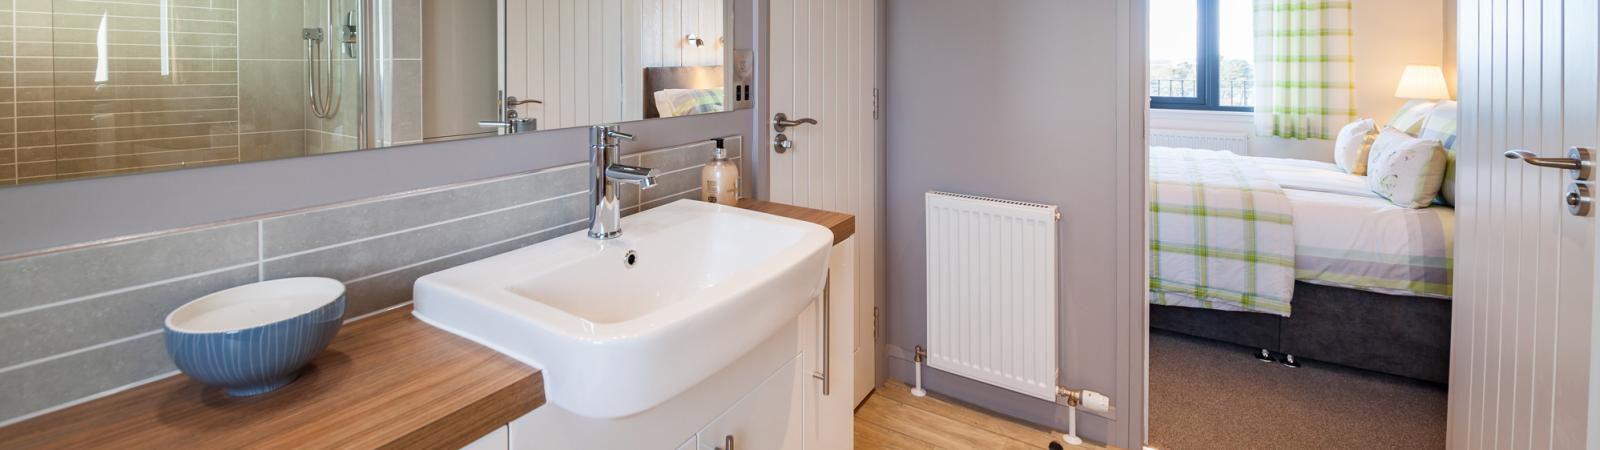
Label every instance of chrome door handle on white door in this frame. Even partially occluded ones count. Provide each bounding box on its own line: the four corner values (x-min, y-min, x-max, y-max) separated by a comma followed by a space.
773, 113, 818, 132
1504, 147, 1593, 181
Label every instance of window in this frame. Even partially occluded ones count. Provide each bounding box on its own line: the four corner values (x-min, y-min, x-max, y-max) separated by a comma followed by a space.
1150, 0, 1255, 111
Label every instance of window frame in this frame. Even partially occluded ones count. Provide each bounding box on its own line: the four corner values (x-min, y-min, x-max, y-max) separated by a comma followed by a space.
1150, 0, 1252, 112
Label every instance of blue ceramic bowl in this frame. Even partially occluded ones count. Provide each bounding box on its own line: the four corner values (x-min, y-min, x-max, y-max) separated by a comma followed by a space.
163, 277, 347, 397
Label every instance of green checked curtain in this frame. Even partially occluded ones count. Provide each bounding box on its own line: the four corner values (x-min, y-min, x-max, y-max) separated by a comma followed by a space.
1253, 0, 1356, 139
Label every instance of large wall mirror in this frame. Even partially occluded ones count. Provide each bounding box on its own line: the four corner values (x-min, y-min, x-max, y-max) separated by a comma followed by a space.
0, 0, 740, 188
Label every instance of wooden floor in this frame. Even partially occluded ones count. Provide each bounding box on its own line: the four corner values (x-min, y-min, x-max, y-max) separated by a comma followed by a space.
854, 381, 1106, 450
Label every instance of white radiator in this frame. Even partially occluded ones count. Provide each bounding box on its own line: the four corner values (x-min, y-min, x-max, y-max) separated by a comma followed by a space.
923, 191, 1059, 401
1150, 129, 1250, 153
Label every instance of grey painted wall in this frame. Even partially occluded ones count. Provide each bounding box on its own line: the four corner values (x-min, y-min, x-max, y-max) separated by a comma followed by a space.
0, 0, 765, 259
884, 0, 1140, 446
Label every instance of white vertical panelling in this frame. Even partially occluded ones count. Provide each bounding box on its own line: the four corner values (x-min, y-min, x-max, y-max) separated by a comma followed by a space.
506, 0, 529, 115
639, 0, 662, 104
500, 0, 725, 128
589, 0, 604, 125
681, 0, 699, 65
661, 0, 680, 67
922, 193, 1059, 401
573, 0, 590, 126
558, 0, 576, 126
1450, 0, 1600, 448
621, 0, 642, 121
770, 0, 880, 409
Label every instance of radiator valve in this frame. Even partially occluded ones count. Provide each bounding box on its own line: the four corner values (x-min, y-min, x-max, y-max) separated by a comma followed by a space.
1056, 386, 1110, 446
1056, 386, 1111, 413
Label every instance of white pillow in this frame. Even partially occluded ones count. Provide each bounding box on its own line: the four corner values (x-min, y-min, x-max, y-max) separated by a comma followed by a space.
1367, 127, 1449, 209
1333, 118, 1378, 175
652, 88, 725, 118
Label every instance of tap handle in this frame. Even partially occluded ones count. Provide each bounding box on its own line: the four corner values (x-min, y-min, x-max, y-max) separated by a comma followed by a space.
591, 125, 636, 148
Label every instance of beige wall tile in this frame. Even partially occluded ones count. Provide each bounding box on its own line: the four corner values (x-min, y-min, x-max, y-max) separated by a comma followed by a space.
240, 59, 306, 133
240, 130, 307, 162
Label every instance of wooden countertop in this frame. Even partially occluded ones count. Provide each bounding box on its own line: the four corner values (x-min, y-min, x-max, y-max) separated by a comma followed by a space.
736, 199, 856, 245
0, 306, 544, 450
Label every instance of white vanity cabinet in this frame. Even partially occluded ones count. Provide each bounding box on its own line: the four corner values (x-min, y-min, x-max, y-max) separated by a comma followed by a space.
802, 237, 856, 449
694, 358, 804, 449
496, 237, 856, 450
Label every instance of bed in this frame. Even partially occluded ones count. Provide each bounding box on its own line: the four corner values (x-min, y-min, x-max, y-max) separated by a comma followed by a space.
1149, 147, 1454, 383
643, 66, 725, 119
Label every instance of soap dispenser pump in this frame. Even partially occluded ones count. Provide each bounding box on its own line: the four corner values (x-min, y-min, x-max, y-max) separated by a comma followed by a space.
701, 138, 740, 205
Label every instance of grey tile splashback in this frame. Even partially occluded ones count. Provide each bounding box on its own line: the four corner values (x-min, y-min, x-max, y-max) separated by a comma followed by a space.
260, 163, 588, 257
0, 136, 741, 425
0, 224, 258, 313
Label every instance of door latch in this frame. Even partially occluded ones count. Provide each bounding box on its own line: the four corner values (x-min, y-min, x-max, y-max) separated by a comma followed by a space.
873, 306, 880, 341
1568, 183, 1592, 217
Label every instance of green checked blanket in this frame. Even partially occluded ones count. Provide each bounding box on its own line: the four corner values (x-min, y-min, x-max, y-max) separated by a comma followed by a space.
1150, 147, 1296, 316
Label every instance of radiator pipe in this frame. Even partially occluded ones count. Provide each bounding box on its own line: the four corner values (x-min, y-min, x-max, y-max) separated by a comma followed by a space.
1058, 387, 1084, 446
911, 346, 927, 397
1056, 386, 1110, 447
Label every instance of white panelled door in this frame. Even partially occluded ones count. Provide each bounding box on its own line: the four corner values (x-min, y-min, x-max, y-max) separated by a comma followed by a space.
1451, 0, 1599, 448
768, 0, 880, 442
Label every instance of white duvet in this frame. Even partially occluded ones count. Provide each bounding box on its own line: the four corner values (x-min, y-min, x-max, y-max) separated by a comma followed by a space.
1245, 156, 1454, 298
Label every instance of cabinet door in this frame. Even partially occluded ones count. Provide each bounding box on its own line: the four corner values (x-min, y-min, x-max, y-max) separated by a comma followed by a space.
697, 358, 803, 450
810, 238, 856, 448
460, 425, 509, 450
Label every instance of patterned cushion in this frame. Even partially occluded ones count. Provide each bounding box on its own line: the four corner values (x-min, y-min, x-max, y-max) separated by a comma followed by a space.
1387, 100, 1438, 135
1418, 100, 1459, 204
653, 88, 725, 118
1417, 100, 1458, 149
1438, 151, 1457, 205
1367, 127, 1449, 209
1333, 118, 1378, 175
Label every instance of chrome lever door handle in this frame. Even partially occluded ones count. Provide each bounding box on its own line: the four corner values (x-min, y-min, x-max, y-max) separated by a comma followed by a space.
773, 113, 818, 132
505, 96, 542, 107
1505, 147, 1593, 181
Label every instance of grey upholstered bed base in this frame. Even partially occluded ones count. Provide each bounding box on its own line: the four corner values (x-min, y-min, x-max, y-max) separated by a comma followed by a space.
1151, 282, 1451, 384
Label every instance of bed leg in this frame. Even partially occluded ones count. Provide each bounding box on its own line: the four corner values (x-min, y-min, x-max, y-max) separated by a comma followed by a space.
1280, 354, 1301, 368
1254, 349, 1276, 363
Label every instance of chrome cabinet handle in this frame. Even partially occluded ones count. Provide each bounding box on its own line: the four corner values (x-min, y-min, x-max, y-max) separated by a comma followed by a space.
715, 435, 735, 450
1505, 147, 1593, 181
813, 271, 831, 396
773, 113, 818, 132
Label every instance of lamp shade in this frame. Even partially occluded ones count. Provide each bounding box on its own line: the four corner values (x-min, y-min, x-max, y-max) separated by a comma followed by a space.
1394, 65, 1451, 100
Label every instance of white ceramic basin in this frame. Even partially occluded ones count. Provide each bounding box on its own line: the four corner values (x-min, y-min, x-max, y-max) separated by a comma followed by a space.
413, 200, 832, 418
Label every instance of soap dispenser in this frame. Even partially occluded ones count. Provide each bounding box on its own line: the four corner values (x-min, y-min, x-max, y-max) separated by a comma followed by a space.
701, 138, 740, 205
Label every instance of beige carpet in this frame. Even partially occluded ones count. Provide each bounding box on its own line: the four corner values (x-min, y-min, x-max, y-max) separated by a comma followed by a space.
1149, 330, 1447, 450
